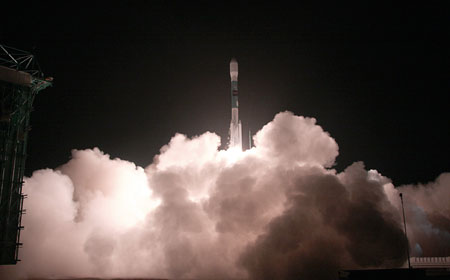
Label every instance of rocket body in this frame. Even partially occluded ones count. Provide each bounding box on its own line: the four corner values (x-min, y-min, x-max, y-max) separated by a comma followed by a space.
229, 58, 242, 150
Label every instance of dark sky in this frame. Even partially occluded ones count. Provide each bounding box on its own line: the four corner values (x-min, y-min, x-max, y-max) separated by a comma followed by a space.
1, 3, 449, 186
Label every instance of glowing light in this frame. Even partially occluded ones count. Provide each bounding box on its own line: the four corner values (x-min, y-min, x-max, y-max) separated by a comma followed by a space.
219, 146, 246, 165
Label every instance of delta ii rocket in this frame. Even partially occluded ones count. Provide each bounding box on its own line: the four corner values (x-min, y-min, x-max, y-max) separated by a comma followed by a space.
229, 58, 242, 150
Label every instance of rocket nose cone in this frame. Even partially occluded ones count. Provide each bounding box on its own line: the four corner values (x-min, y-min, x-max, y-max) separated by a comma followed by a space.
230, 58, 238, 70
230, 58, 238, 80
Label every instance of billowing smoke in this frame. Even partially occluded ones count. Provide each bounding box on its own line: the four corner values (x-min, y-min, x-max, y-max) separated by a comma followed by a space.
0, 111, 448, 279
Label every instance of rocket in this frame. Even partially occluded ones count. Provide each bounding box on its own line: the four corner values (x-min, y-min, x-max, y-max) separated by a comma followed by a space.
229, 58, 242, 150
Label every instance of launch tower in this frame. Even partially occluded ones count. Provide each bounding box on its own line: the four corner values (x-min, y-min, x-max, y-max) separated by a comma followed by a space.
229, 58, 242, 150
0, 45, 52, 264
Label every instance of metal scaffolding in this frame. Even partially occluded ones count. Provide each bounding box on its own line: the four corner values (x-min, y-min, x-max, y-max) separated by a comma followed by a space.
0, 44, 52, 264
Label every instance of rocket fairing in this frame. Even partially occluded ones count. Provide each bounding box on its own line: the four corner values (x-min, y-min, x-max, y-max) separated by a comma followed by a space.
229, 58, 242, 150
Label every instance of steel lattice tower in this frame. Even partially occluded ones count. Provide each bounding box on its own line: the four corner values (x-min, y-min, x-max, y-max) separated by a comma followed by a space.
0, 44, 52, 264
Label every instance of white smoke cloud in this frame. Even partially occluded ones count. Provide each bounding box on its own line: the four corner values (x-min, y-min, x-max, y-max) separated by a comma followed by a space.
398, 173, 450, 257
0, 111, 448, 280
253, 112, 338, 168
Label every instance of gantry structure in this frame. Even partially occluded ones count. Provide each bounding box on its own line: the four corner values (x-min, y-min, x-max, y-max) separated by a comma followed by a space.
0, 44, 52, 264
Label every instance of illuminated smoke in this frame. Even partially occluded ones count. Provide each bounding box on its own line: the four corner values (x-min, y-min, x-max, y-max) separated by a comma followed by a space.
0, 111, 448, 280
398, 174, 450, 257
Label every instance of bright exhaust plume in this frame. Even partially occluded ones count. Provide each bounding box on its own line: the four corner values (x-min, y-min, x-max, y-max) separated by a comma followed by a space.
0, 111, 448, 280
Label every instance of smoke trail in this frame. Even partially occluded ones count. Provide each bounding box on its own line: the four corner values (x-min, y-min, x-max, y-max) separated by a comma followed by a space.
0, 111, 448, 280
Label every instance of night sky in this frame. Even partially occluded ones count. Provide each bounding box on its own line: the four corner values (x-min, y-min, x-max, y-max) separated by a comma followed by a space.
1, 3, 449, 186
